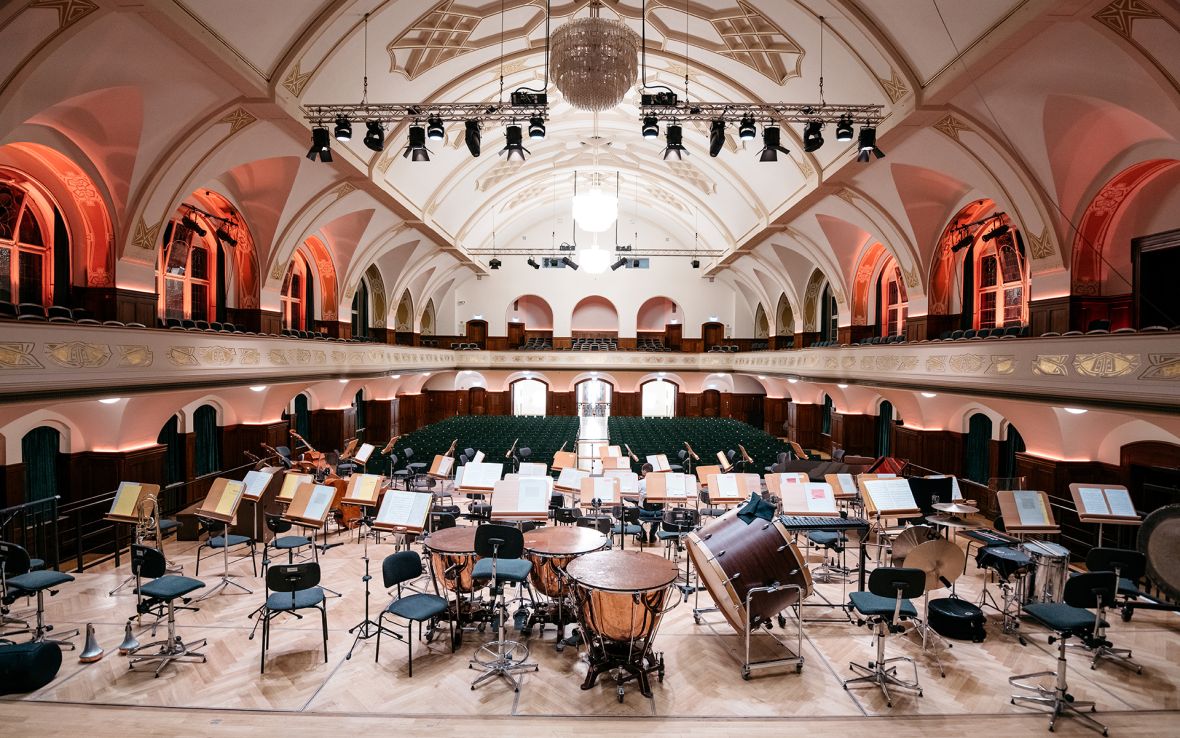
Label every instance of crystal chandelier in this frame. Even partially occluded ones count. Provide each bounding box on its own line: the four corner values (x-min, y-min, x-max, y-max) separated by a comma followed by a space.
551, 2, 640, 112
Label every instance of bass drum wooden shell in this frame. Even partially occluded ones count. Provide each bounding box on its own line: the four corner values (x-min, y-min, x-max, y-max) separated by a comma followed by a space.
685, 509, 812, 633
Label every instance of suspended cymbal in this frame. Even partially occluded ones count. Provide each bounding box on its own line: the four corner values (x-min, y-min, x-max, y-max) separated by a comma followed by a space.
933, 502, 979, 515
890, 524, 938, 566
904, 539, 965, 591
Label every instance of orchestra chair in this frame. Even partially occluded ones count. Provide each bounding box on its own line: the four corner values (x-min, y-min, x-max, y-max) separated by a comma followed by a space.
609, 505, 644, 550
257, 562, 328, 674
657, 507, 699, 560
428, 511, 457, 533
1068, 549, 1144, 673
668, 450, 686, 473
195, 519, 257, 577
126, 544, 206, 676
0, 542, 77, 649
1010, 572, 1117, 735
553, 507, 579, 526
697, 489, 726, 518
403, 447, 427, 481
807, 529, 849, 584
469, 524, 538, 691
844, 566, 925, 707
376, 550, 453, 676
1, 539, 45, 634
263, 512, 314, 567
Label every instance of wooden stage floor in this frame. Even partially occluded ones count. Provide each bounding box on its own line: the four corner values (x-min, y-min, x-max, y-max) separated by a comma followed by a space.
3, 521, 1179, 737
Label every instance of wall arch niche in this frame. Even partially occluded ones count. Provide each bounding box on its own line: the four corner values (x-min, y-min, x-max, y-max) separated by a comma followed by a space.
775, 293, 795, 348
506, 294, 553, 348
641, 378, 677, 417
571, 296, 619, 337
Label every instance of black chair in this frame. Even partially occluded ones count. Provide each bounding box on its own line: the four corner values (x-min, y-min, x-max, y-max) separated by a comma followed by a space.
263, 512, 313, 567
126, 544, 206, 676
195, 519, 257, 577
403, 447, 427, 479
1072, 548, 1144, 672
46, 305, 73, 323
609, 505, 644, 550
469, 524, 537, 690
257, 562, 328, 673
1010, 572, 1117, 734
844, 566, 925, 706
16, 303, 46, 321
657, 507, 699, 557
0, 301, 16, 319
376, 551, 453, 676
0, 542, 77, 649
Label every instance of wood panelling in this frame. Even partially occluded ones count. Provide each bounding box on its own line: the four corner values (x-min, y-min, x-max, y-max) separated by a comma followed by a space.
763, 398, 789, 436
222, 422, 289, 470
788, 402, 822, 450
831, 412, 875, 457
362, 399, 396, 442
1016, 453, 1121, 555
398, 394, 426, 434
1070, 294, 1133, 332
796, 331, 820, 348
1029, 296, 1070, 336
905, 315, 928, 343
893, 427, 965, 477
923, 314, 961, 341
308, 408, 356, 454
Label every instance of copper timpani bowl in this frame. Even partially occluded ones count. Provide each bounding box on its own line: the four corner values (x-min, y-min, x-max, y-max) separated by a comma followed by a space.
565, 550, 678, 643
522, 526, 609, 598
423, 526, 479, 595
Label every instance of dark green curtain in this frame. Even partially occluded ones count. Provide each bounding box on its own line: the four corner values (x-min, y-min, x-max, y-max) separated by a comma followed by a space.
216, 243, 227, 323
304, 272, 315, 333
194, 405, 221, 476
354, 390, 366, 432
999, 424, 1026, 479
821, 396, 832, 435
294, 394, 311, 440
963, 413, 992, 484
21, 426, 60, 502
875, 401, 894, 456
156, 415, 184, 485
960, 241, 976, 330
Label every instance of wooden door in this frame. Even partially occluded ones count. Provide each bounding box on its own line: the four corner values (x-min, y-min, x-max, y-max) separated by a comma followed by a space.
506, 321, 525, 348
702, 322, 723, 350
664, 322, 682, 350
465, 319, 488, 348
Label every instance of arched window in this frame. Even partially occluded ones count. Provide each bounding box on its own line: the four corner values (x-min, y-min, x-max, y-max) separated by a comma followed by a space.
963, 413, 993, 484
351, 279, 369, 338
0, 180, 54, 305
820, 284, 838, 342
975, 231, 1028, 329
194, 405, 221, 476
878, 264, 908, 337
21, 426, 60, 502
160, 217, 224, 322
512, 378, 548, 416
641, 379, 677, 417
282, 253, 313, 331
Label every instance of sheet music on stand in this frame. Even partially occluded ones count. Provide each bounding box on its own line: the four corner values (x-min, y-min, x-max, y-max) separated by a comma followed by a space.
285, 483, 337, 527
428, 455, 455, 479
694, 464, 723, 487
707, 473, 745, 503
457, 462, 502, 492
862, 477, 921, 516
855, 473, 897, 497
779, 482, 839, 516
646, 472, 690, 502
581, 476, 620, 506
373, 489, 432, 533
823, 473, 859, 499
341, 473, 383, 507
601, 456, 630, 470
1069, 483, 1140, 523
996, 489, 1060, 532
766, 473, 810, 500
353, 443, 375, 465
105, 481, 158, 523
554, 466, 589, 493
646, 454, 671, 472
241, 469, 275, 502
277, 472, 314, 503
472, 450, 485, 464
605, 469, 640, 499
491, 477, 551, 521
598, 445, 622, 459
518, 462, 548, 477
195, 478, 246, 524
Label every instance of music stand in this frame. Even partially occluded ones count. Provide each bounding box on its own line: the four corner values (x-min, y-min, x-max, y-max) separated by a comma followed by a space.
552, 450, 577, 473
644, 472, 690, 503
492, 477, 552, 523
996, 489, 1061, 538
195, 477, 250, 599
241, 468, 277, 544
1069, 483, 1141, 547
646, 454, 672, 473
106, 481, 162, 596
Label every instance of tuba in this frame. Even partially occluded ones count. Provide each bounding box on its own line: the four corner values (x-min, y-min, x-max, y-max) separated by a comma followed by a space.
135, 492, 162, 548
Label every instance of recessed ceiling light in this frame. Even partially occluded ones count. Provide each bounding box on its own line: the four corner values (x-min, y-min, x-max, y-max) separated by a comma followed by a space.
390, 375, 401, 379
787, 378, 798, 384
757, 375, 766, 380
837, 383, 848, 389
1063, 407, 1088, 415
338, 379, 349, 383
921, 392, 937, 398
250, 385, 267, 392
98, 397, 122, 404
658, 372, 666, 377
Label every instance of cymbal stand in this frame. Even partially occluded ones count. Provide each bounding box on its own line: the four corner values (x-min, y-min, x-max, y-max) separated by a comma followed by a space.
197, 521, 253, 601
978, 569, 1024, 639
346, 516, 399, 660
906, 590, 948, 677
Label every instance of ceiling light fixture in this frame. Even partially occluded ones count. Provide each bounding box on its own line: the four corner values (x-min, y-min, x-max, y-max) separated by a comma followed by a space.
180, 213, 207, 237
837, 383, 848, 389
803, 120, 824, 152
307, 127, 332, 162
551, 2, 640, 111
921, 392, 938, 398
364, 120, 384, 152
334, 116, 352, 141
250, 385, 267, 392
690, 258, 700, 269
708, 119, 726, 157
787, 378, 798, 384
561, 256, 579, 270
98, 397, 122, 404
835, 115, 853, 141
488, 257, 502, 270
738, 116, 757, 140
403, 124, 430, 161
1063, 407, 1088, 415
527, 256, 540, 269
464, 119, 481, 157
425, 116, 444, 140
642, 115, 659, 138
214, 225, 237, 247
662, 123, 686, 160
857, 126, 884, 162
758, 126, 790, 162
501, 125, 529, 161
571, 180, 617, 233
528, 116, 546, 139
982, 224, 1011, 242
611, 256, 627, 271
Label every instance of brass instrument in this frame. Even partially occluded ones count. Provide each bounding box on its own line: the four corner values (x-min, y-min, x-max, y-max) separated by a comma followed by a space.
623, 443, 639, 463
444, 438, 458, 457
505, 438, 519, 459
135, 492, 162, 548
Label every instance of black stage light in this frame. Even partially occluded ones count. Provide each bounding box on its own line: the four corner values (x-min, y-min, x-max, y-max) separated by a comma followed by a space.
561, 256, 579, 270
334, 116, 352, 142
758, 126, 790, 162
215, 225, 237, 247
738, 116, 756, 141
835, 115, 854, 142
465, 120, 482, 157
426, 116, 445, 141
489, 257, 502, 270
527, 256, 540, 270
307, 127, 332, 162
857, 126, 884, 162
642, 115, 659, 138
500, 125, 530, 161
611, 256, 627, 271
181, 214, 206, 237
803, 121, 824, 153
691, 258, 700, 269
528, 116, 546, 139
403, 125, 431, 162
982, 224, 1010, 242
951, 231, 973, 252
364, 120, 384, 152
662, 124, 687, 160
708, 119, 726, 157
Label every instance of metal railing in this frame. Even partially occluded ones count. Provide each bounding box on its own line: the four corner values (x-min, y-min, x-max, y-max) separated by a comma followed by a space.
0, 496, 60, 570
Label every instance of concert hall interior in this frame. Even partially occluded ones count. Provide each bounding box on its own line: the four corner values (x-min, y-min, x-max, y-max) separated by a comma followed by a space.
2, 1, 1180, 735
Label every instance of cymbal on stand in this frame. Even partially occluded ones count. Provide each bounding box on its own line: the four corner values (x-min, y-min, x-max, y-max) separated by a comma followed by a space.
905, 539, 966, 591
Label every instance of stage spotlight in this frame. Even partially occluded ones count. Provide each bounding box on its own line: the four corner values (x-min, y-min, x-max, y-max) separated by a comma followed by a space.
307, 127, 332, 162
334, 116, 352, 141
857, 126, 884, 162
403, 125, 430, 162
738, 116, 756, 141
489, 257, 502, 270
364, 120, 384, 152
981, 223, 1010, 242
426, 116, 445, 141
662, 124, 687, 160
528, 116, 546, 139
803, 121, 824, 152
181, 213, 206, 237
691, 258, 700, 269
611, 256, 627, 271
527, 256, 540, 270
464, 119, 482, 157
214, 225, 237, 247
642, 115, 659, 138
835, 115, 854, 142
951, 231, 973, 252
758, 126, 790, 162
561, 256, 579, 270
500, 125, 529, 161
708, 119, 726, 157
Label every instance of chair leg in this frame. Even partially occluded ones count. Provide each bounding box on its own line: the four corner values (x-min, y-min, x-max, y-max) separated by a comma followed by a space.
320, 605, 328, 663
251, 544, 258, 577
407, 622, 413, 678
1010, 635, 1107, 735
375, 612, 384, 662
195, 545, 203, 576
260, 610, 268, 674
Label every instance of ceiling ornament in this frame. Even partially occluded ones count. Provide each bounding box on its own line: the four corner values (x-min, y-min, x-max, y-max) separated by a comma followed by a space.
551, 2, 640, 112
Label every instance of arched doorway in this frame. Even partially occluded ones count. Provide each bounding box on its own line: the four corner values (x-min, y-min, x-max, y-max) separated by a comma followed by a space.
641, 379, 677, 417
512, 378, 548, 416
876, 400, 894, 456
194, 404, 221, 476
21, 426, 60, 502
963, 413, 993, 484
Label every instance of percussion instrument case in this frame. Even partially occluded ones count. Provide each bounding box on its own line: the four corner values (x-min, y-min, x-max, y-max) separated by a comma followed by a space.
927, 597, 987, 642
0, 640, 62, 694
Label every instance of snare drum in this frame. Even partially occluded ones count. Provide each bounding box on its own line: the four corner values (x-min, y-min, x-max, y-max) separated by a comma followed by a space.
685, 509, 813, 632
523, 526, 608, 598
1023, 540, 1071, 603
423, 526, 479, 595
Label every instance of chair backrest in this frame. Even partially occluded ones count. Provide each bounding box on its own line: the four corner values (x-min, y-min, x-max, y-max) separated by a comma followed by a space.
456, 454, 466, 465
0, 541, 33, 576
429, 512, 456, 531
475, 523, 524, 559
404, 447, 414, 460
1085, 547, 1145, 583
662, 506, 700, 531
266, 562, 321, 594
867, 566, 925, 600
464, 448, 476, 459
266, 512, 293, 534
1063, 571, 1118, 610
131, 543, 167, 579
576, 517, 612, 534
519, 447, 531, 459
381, 550, 422, 588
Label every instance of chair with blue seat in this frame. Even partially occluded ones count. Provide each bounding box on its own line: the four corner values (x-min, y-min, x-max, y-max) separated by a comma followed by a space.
0, 542, 77, 649
609, 505, 644, 550
125, 544, 206, 676
1, 540, 46, 634
257, 562, 328, 673
263, 512, 314, 567
194, 518, 257, 579
469, 524, 538, 691
376, 550, 453, 676
1010, 572, 1116, 735
844, 566, 925, 706
1070, 548, 1143, 673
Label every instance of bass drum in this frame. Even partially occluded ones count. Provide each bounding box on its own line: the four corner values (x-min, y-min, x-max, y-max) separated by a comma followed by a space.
1139, 504, 1180, 603
685, 508, 812, 632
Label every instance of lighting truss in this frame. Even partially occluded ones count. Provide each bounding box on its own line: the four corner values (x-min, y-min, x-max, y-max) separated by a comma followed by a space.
302, 100, 549, 127
464, 247, 722, 257
638, 101, 884, 126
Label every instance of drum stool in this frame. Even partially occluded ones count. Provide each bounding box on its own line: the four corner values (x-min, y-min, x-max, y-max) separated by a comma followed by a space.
806, 530, 848, 583
1067, 548, 1143, 674
844, 567, 925, 707
469, 524, 538, 692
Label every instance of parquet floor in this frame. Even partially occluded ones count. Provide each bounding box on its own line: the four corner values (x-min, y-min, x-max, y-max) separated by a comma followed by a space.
4, 519, 1180, 737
